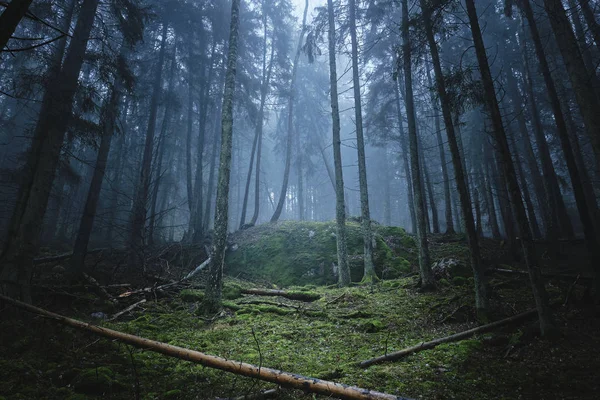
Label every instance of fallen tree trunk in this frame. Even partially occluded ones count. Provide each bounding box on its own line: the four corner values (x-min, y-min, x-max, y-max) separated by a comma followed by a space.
0, 294, 405, 400
488, 268, 592, 281
359, 308, 538, 368
241, 289, 320, 302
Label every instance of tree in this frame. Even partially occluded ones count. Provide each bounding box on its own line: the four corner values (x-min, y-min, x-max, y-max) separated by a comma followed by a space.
348, 0, 377, 283
0, 0, 100, 302
326, 0, 351, 287
271, 0, 308, 222
401, 0, 433, 289
465, 0, 554, 335
203, 0, 241, 313
128, 21, 169, 267
419, 0, 487, 315
0, 0, 34, 58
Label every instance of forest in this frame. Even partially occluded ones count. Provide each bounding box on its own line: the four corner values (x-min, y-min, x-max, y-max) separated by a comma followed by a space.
0, 0, 599, 398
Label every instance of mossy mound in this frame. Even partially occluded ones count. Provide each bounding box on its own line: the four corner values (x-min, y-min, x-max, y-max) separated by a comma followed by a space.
225, 221, 415, 286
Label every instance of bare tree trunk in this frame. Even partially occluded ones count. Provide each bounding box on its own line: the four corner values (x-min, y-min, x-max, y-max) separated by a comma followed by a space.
0, 0, 100, 302
580, 0, 600, 53
0, 0, 34, 58
420, 0, 487, 313
543, 0, 600, 162
185, 41, 195, 236
128, 22, 169, 267
466, 0, 554, 335
348, 0, 376, 283
149, 47, 177, 246
326, 0, 350, 287
402, 0, 433, 289
271, 0, 309, 223
394, 79, 417, 234
67, 45, 129, 280
522, 0, 600, 288
250, 32, 276, 227
426, 64, 453, 234
204, 0, 241, 313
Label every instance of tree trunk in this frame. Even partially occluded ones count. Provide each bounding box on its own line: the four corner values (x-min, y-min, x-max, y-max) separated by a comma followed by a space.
348, 0, 376, 283
128, 22, 169, 267
204, 0, 241, 313
326, 0, 351, 287
580, 0, 600, 53
0, 0, 100, 302
465, 0, 554, 335
0, 0, 34, 58
149, 47, 178, 246
185, 41, 196, 235
271, 0, 309, 223
402, 0, 433, 289
425, 63, 453, 234
67, 45, 129, 280
543, 0, 600, 163
251, 32, 276, 227
523, 0, 600, 285
394, 79, 417, 234
420, 0, 487, 313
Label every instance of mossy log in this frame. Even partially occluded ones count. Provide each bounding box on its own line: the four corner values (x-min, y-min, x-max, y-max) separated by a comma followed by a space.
241, 288, 320, 302
489, 268, 592, 281
0, 294, 407, 400
359, 308, 538, 368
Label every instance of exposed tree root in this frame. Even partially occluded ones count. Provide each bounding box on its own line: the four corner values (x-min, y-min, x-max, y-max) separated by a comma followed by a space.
359, 308, 538, 368
0, 294, 406, 400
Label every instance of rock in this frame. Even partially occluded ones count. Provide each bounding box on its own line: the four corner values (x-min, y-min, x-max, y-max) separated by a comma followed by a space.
90, 312, 107, 320
431, 258, 470, 280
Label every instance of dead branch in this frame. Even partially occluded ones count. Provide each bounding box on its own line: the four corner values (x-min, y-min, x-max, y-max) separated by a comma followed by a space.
83, 273, 117, 304
119, 258, 210, 298
241, 289, 320, 302
359, 308, 538, 368
107, 299, 147, 322
0, 294, 403, 400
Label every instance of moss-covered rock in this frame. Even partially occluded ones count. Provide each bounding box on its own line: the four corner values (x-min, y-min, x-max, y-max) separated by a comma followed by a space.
225, 221, 416, 286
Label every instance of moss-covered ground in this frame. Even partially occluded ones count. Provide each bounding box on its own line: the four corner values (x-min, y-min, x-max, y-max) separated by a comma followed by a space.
225, 221, 414, 286
1, 222, 599, 399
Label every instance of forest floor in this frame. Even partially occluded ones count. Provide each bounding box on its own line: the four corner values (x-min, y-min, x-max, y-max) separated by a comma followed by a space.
1, 224, 599, 400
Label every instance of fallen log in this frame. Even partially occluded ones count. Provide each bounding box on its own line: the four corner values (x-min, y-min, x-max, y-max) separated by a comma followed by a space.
241, 289, 320, 302
359, 308, 538, 368
0, 294, 405, 400
488, 268, 592, 281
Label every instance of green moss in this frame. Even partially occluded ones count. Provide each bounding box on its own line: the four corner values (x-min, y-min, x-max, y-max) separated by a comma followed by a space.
452, 276, 468, 286
164, 389, 182, 398
223, 283, 243, 300
225, 221, 416, 287
73, 367, 126, 394
179, 289, 205, 302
